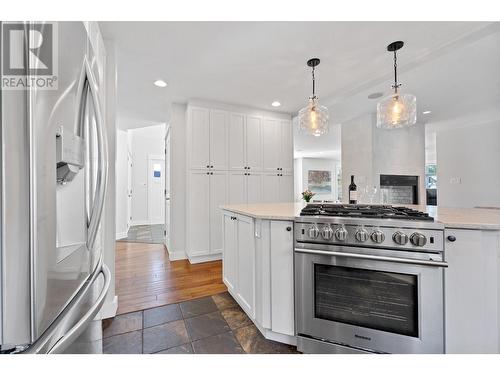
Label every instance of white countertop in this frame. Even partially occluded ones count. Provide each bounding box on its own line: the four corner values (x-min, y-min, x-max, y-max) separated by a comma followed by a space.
221, 203, 500, 230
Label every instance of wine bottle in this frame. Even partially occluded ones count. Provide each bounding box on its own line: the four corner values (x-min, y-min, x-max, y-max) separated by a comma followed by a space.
349, 175, 357, 204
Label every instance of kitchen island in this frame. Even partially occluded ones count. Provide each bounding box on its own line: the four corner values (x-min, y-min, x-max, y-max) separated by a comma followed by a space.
221, 202, 500, 353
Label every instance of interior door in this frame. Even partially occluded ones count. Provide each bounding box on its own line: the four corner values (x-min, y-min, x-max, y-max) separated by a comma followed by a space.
209, 171, 228, 254
127, 151, 132, 231
148, 156, 165, 225
31, 22, 106, 340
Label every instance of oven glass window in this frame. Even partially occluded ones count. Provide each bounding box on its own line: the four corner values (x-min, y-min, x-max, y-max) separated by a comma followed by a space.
314, 264, 418, 337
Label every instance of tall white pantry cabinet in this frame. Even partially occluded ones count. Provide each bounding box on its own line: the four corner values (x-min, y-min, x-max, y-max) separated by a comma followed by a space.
186, 103, 294, 263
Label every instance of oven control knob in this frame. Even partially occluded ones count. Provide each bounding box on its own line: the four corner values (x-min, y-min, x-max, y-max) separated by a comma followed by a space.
335, 226, 348, 241
410, 232, 427, 247
370, 230, 385, 243
392, 231, 409, 245
308, 225, 320, 239
355, 229, 369, 242
321, 225, 334, 240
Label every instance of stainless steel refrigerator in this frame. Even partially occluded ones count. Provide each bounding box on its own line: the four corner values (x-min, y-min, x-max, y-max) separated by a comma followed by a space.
0, 21, 110, 354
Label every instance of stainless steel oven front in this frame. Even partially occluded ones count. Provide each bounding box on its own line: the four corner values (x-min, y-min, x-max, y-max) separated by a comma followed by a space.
294, 242, 446, 354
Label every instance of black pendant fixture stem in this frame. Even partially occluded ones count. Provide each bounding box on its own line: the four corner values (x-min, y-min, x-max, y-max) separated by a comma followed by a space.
307, 58, 320, 99
387, 41, 404, 94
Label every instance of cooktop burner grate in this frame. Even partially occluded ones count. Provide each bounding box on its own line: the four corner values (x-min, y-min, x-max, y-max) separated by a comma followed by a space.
300, 204, 433, 221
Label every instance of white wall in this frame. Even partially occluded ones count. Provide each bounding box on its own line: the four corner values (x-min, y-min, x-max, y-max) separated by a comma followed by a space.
168, 103, 187, 260
342, 113, 426, 204
115, 129, 128, 238
295, 157, 340, 202
436, 121, 500, 208
128, 124, 166, 225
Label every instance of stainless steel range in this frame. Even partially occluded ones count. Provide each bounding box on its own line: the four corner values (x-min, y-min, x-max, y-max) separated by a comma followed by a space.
294, 204, 447, 354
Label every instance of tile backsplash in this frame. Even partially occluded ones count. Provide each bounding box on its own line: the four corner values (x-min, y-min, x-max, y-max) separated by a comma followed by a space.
381, 186, 414, 204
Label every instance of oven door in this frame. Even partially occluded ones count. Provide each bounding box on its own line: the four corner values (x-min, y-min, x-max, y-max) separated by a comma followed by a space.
295, 245, 446, 354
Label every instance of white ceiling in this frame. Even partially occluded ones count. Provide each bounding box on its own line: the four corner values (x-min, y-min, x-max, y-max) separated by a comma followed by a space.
100, 21, 500, 156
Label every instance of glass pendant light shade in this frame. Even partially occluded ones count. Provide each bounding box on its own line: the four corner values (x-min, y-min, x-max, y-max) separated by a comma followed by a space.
376, 93, 416, 129
299, 58, 329, 136
377, 41, 417, 129
298, 97, 329, 136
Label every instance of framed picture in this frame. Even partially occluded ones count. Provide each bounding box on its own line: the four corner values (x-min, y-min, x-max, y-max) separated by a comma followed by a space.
308, 170, 332, 194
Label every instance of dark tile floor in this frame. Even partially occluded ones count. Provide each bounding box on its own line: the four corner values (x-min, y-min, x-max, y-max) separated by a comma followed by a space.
102, 292, 299, 354
118, 224, 164, 244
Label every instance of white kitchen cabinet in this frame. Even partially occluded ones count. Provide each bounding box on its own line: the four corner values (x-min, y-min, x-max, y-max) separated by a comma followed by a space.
186, 170, 210, 257
236, 215, 255, 317
262, 118, 293, 173
187, 107, 228, 170
228, 171, 263, 204
262, 173, 293, 203
209, 110, 229, 170
270, 220, 295, 336
246, 115, 262, 171
279, 119, 293, 173
186, 170, 228, 261
444, 228, 500, 353
188, 107, 210, 170
222, 213, 238, 293
228, 113, 245, 171
262, 118, 281, 173
209, 171, 228, 255
228, 113, 263, 171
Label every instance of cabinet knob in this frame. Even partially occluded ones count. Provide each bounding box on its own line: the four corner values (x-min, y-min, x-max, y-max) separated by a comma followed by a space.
447, 235, 456, 242
286, 226, 292, 232
206, 165, 209, 168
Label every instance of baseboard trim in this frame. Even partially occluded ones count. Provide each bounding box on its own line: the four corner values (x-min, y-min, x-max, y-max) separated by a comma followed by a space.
130, 220, 150, 226
167, 248, 187, 261
116, 232, 128, 240
187, 253, 222, 264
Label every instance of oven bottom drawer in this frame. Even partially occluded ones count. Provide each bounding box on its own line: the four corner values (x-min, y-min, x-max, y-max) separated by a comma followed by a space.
297, 336, 373, 354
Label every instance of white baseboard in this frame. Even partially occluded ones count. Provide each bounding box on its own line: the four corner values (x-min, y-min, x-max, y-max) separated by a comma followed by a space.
97, 295, 118, 320
167, 248, 187, 261
187, 252, 222, 264
116, 231, 128, 240
130, 220, 150, 226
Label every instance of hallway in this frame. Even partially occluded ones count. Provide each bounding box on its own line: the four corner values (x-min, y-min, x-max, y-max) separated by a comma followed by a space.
118, 224, 165, 244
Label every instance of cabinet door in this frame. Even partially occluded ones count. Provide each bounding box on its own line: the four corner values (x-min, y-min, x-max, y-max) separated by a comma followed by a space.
209, 110, 228, 170
262, 118, 280, 172
187, 171, 210, 256
444, 229, 499, 353
209, 171, 228, 254
279, 174, 294, 203
228, 171, 246, 204
270, 220, 295, 336
237, 215, 255, 318
222, 212, 238, 293
246, 173, 263, 204
261, 174, 280, 203
279, 119, 294, 173
246, 115, 262, 171
228, 113, 245, 171
188, 107, 210, 169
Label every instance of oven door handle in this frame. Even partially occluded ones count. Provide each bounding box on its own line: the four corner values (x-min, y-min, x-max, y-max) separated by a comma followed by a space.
295, 248, 448, 268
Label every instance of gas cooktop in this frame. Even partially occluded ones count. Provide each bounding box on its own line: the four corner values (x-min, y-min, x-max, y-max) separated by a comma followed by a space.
299, 204, 433, 221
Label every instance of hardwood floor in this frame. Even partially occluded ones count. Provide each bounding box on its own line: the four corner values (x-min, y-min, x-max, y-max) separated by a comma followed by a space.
115, 241, 227, 315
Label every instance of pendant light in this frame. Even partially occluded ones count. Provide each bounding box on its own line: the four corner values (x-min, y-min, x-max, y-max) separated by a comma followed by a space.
298, 58, 329, 137
376, 41, 417, 129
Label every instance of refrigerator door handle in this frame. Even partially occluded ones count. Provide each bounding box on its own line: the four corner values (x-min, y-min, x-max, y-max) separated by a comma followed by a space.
23, 258, 110, 354
84, 58, 108, 252
47, 262, 110, 354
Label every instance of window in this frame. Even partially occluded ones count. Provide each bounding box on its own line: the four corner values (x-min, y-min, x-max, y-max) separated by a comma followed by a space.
425, 164, 437, 189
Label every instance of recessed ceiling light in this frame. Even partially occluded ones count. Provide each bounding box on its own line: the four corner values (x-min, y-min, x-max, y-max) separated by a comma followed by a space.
271, 101, 281, 107
423, 110, 432, 114
368, 92, 384, 99
154, 79, 167, 88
